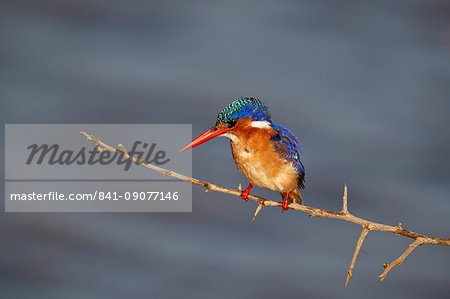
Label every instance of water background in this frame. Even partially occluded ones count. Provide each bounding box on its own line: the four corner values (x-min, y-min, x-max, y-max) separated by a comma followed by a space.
1, 1, 449, 298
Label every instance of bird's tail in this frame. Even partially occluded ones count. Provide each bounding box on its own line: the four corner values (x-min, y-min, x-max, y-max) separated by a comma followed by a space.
281, 188, 303, 205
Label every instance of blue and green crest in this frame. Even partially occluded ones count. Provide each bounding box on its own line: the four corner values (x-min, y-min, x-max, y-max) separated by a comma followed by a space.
216, 97, 271, 125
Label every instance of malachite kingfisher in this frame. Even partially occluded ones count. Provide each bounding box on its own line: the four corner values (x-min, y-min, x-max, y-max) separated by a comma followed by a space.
180, 97, 305, 212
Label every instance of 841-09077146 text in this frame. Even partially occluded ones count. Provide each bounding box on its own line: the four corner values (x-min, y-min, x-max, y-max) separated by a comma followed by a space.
10, 191, 180, 201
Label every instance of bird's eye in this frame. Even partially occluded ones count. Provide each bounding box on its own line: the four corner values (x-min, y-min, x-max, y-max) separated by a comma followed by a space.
227, 120, 237, 128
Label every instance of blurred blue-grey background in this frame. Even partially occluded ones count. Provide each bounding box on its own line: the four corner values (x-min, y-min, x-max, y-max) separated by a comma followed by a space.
1, 0, 449, 298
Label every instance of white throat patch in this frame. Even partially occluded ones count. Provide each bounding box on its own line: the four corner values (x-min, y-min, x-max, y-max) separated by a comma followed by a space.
222, 132, 238, 142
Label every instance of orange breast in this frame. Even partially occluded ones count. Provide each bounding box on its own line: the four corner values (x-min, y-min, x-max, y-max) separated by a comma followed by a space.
228, 118, 299, 193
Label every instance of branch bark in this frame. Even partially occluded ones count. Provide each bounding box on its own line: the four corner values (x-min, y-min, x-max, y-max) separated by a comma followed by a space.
79, 131, 450, 286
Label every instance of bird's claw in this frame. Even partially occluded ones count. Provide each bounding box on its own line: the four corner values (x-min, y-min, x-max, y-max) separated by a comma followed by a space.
281, 198, 290, 213
241, 183, 253, 202
281, 190, 291, 213
241, 190, 250, 202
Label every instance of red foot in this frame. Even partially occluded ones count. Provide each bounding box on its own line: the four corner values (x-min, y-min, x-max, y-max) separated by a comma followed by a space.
241, 183, 253, 202
281, 190, 291, 213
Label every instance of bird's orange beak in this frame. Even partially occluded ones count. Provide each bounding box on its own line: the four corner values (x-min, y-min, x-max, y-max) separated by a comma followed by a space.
180, 126, 231, 152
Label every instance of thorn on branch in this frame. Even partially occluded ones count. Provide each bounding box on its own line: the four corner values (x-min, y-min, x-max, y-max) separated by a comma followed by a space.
346, 226, 371, 288
89, 144, 106, 153
341, 183, 349, 215
308, 211, 322, 218
117, 144, 127, 156
252, 203, 264, 222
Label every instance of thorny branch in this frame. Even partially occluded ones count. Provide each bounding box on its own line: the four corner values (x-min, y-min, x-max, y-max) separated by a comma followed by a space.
80, 131, 450, 286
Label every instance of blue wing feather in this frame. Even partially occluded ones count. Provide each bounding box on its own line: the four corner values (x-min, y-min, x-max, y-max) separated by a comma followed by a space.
270, 122, 305, 188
